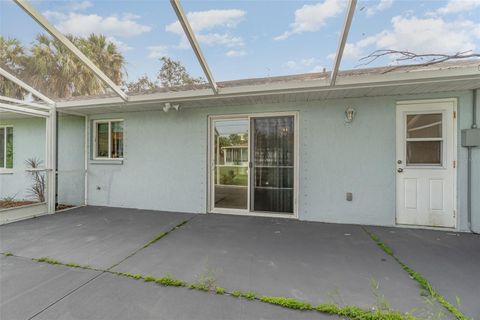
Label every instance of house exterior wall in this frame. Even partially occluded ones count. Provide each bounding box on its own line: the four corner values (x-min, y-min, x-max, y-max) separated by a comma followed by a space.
1, 91, 478, 232
0, 116, 85, 206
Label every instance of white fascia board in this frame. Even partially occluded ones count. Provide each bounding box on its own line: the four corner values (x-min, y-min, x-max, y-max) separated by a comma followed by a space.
0, 103, 50, 118
0, 95, 51, 110
0, 67, 55, 105
56, 66, 480, 109
330, 0, 357, 86
14, 0, 129, 102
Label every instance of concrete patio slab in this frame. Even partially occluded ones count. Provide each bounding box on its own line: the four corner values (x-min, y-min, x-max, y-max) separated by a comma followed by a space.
366, 226, 480, 319
0, 206, 194, 269
0, 255, 101, 320
34, 273, 331, 320
113, 214, 427, 313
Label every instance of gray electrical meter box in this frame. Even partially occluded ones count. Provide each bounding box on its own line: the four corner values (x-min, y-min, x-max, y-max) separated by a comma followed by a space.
461, 128, 480, 147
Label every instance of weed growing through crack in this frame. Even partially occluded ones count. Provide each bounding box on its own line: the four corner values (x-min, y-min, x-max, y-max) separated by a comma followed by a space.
363, 228, 469, 320
215, 287, 226, 295
144, 275, 156, 282
231, 290, 257, 300
370, 277, 391, 311
260, 296, 313, 310
156, 274, 186, 287
4, 252, 13, 256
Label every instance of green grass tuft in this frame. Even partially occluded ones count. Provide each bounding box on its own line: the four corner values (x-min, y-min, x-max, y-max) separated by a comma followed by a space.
144, 275, 157, 282
215, 287, 226, 295
4, 252, 13, 256
156, 274, 186, 287
259, 296, 313, 310
35, 257, 62, 265
188, 282, 210, 291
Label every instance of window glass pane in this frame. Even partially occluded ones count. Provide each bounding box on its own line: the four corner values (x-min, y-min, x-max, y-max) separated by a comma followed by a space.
407, 114, 442, 138
213, 119, 249, 210
0, 128, 4, 168
407, 141, 442, 165
6, 127, 13, 168
111, 121, 124, 159
96, 123, 109, 158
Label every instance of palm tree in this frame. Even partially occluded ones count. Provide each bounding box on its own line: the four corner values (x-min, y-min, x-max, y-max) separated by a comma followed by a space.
0, 36, 28, 99
27, 34, 125, 98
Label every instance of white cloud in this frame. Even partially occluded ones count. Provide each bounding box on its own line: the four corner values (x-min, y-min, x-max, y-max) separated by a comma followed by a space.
197, 33, 244, 48
166, 9, 245, 35
365, 0, 393, 16
226, 50, 246, 57
340, 15, 480, 63
147, 45, 169, 59
44, 12, 151, 38
107, 37, 132, 52
68, 1, 92, 11
285, 57, 323, 72
436, 0, 480, 15
166, 9, 245, 49
275, 0, 345, 40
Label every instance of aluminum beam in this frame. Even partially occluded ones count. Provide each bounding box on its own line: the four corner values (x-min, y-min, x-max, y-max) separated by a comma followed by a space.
45, 106, 57, 213
0, 102, 50, 117
170, 0, 218, 94
0, 95, 50, 110
0, 67, 55, 105
330, 0, 357, 86
14, 0, 129, 102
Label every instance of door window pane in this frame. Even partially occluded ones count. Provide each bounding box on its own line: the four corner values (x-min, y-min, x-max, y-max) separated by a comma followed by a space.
111, 121, 124, 159
96, 123, 109, 158
407, 141, 442, 165
213, 119, 249, 210
253, 116, 294, 213
407, 114, 442, 138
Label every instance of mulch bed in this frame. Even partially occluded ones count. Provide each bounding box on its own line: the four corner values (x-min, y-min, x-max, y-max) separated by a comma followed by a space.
0, 201, 36, 209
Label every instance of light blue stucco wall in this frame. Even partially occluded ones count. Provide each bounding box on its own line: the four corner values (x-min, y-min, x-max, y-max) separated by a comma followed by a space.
0, 116, 85, 205
85, 90, 479, 231
1, 91, 478, 232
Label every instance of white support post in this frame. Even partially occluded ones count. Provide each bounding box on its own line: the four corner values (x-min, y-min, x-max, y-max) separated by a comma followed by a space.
0, 67, 55, 105
330, 0, 357, 86
45, 106, 57, 214
0, 102, 49, 117
170, 0, 219, 94
0, 95, 50, 110
13, 0, 129, 102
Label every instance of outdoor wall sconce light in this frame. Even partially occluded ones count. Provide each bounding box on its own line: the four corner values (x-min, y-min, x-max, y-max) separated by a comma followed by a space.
345, 106, 356, 124
163, 102, 180, 112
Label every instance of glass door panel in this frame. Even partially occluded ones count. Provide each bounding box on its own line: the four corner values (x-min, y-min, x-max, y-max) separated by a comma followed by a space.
213, 119, 249, 210
252, 116, 294, 214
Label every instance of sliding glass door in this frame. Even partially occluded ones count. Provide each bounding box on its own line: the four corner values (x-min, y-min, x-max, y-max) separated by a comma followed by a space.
252, 116, 294, 214
210, 114, 296, 216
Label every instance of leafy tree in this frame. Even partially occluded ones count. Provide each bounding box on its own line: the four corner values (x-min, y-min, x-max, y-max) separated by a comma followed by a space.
157, 56, 204, 87
0, 36, 28, 99
28, 34, 125, 98
125, 74, 156, 93
1, 34, 125, 99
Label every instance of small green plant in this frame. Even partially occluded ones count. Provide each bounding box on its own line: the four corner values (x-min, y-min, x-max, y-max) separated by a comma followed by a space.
231, 290, 242, 298
370, 277, 391, 311
156, 274, 186, 287
144, 275, 156, 282
259, 296, 313, 310
35, 257, 62, 265
4, 252, 13, 256
25, 158, 46, 202
121, 272, 142, 279
0, 194, 18, 207
230, 290, 256, 300
215, 287, 226, 295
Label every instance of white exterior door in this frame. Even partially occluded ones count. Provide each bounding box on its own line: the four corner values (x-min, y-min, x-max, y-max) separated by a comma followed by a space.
396, 99, 456, 228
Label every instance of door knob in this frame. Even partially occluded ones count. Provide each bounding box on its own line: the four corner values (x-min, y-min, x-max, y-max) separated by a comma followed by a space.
397, 168, 404, 173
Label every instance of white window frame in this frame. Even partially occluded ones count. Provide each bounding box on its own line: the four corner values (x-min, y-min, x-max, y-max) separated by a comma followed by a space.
0, 125, 13, 171
93, 119, 124, 160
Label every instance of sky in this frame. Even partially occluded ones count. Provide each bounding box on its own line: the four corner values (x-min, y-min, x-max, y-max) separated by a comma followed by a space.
1, 0, 479, 84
